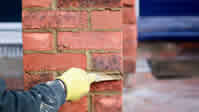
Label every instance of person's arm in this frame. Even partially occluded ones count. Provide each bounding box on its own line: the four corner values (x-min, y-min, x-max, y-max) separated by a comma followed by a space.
0, 68, 96, 112
0, 78, 66, 112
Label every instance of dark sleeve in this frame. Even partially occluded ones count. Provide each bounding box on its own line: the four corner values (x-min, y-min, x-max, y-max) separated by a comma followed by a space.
0, 79, 66, 112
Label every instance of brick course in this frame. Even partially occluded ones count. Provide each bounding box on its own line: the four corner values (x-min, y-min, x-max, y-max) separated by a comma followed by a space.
123, 7, 136, 24
91, 53, 123, 72
23, 53, 86, 71
23, 32, 54, 51
93, 95, 122, 112
22, 0, 53, 8
23, 11, 88, 29
88, 0, 122, 8
58, 32, 122, 50
59, 97, 88, 112
91, 11, 122, 30
57, 0, 122, 8
91, 80, 123, 92
123, 0, 135, 6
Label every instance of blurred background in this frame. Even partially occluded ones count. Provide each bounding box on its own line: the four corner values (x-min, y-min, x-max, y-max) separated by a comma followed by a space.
0, 0, 23, 89
0, 0, 21, 22
124, 0, 199, 112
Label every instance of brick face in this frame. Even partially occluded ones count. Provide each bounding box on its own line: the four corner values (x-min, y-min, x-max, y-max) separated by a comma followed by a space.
122, 0, 135, 6
23, 11, 88, 29
88, 0, 122, 8
124, 56, 136, 73
123, 7, 136, 24
91, 80, 123, 92
93, 95, 122, 112
58, 0, 88, 8
59, 97, 88, 112
56, 11, 88, 29
58, 32, 122, 50
22, 0, 52, 8
58, 0, 122, 8
123, 24, 137, 57
91, 53, 123, 72
23, 32, 54, 51
91, 11, 122, 30
23, 54, 86, 71
23, 11, 56, 29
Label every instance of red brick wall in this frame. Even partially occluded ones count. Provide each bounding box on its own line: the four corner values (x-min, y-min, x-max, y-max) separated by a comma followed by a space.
22, 0, 136, 112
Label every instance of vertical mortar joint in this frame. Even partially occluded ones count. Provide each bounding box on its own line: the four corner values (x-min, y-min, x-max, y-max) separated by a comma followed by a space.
52, 0, 57, 10
52, 29, 59, 53
86, 51, 92, 71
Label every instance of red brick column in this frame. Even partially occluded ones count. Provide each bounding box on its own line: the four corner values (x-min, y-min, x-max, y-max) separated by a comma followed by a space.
123, 0, 137, 74
22, 0, 129, 112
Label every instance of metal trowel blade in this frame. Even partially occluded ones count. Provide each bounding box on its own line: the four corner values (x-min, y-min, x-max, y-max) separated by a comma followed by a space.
88, 72, 122, 83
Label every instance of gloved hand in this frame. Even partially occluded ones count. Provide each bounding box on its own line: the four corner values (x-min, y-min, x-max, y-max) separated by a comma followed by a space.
57, 68, 96, 101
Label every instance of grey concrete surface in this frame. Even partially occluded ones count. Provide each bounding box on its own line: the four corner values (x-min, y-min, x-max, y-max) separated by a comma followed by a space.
0, 57, 24, 89
123, 73, 199, 112
123, 47, 199, 112
0, 23, 23, 89
0, 57, 23, 78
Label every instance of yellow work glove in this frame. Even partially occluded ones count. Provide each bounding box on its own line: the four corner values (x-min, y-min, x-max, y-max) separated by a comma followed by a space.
57, 68, 96, 101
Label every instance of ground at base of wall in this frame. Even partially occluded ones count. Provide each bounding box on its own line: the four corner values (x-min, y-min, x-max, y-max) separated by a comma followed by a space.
123, 72, 199, 112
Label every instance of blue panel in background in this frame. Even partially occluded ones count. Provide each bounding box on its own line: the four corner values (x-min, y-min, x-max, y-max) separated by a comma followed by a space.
140, 0, 199, 16
0, 0, 21, 22
138, 0, 199, 41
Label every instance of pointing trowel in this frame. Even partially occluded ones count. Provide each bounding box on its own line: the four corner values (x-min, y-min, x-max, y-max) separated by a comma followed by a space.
88, 72, 122, 83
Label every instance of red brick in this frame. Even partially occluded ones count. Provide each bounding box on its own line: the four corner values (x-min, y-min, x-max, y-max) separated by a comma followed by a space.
123, 25, 137, 73
88, 0, 122, 8
124, 56, 136, 73
23, 53, 86, 71
91, 11, 122, 29
24, 73, 54, 90
122, 0, 135, 6
58, 32, 122, 50
23, 0, 52, 8
56, 11, 88, 29
22, 10, 56, 29
23, 32, 54, 51
23, 11, 88, 29
58, 0, 88, 8
123, 7, 136, 24
92, 53, 123, 72
123, 24, 137, 57
58, 0, 122, 8
91, 80, 122, 92
93, 95, 122, 112
59, 97, 88, 112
